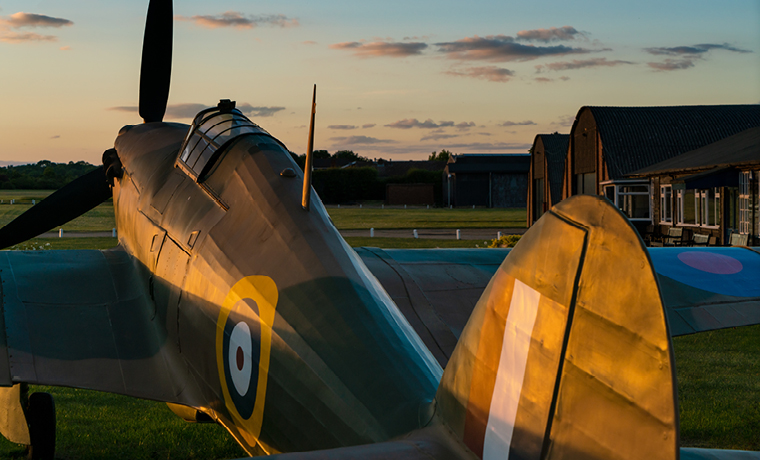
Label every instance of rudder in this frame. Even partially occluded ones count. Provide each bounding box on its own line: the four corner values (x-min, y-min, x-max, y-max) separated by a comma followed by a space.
436, 195, 679, 460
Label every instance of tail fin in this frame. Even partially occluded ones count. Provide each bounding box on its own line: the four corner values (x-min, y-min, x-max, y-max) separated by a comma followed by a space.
436, 195, 678, 460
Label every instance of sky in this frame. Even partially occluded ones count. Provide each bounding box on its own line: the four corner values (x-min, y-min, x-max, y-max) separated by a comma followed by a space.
1, 0, 759, 165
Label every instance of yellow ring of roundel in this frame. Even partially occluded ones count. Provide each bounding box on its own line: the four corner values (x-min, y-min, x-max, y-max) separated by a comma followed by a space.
216, 276, 278, 444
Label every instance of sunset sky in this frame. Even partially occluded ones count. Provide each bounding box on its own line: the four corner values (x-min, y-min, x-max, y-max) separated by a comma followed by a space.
1, 0, 758, 165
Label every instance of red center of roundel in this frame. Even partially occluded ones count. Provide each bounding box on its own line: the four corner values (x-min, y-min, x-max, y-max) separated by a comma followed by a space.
236, 347, 245, 371
677, 251, 743, 275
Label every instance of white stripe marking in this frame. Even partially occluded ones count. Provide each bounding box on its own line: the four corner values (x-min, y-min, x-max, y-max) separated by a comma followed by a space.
483, 279, 541, 460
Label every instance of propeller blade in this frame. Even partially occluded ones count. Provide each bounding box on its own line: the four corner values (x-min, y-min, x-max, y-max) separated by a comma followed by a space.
0, 166, 112, 250
138, 0, 173, 123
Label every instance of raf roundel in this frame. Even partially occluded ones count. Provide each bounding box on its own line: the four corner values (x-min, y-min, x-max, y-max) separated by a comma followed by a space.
216, 275, 279, 442
222, 299, 261, 420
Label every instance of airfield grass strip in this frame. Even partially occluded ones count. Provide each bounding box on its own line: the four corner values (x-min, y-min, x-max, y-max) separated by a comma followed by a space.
673, 324, 760, 450
344, 237, 490, 249
327, 206, 527, 230
0, 203, 116, 232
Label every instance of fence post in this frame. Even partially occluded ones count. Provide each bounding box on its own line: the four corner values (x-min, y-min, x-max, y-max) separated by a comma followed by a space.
413, 229, 418, 239
112, 228, 117, 237
456, 229, 461, 240
497, 231, 502, 239
370, 228, 374, 238
58, 228, 63, 238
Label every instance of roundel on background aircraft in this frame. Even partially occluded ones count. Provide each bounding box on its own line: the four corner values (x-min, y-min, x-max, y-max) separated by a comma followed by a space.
216, 276, 279, 441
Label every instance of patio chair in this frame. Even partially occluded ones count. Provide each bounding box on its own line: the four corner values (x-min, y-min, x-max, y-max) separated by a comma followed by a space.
662, 227, 686, 246
729, 232, 749, 246
691, 233, 710, 247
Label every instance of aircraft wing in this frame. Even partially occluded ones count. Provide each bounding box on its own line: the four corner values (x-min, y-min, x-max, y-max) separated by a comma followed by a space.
358, 246, 760, 367
0, 248, 199, 406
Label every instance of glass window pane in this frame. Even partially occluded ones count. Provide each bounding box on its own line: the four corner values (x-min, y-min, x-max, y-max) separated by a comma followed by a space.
583, 173, 596, 195
683, 190, 696, 224
604, 185, 615, 203
620, 193, 650, 219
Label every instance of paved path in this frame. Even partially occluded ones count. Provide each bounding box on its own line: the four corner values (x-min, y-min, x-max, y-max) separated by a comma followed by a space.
36, 228, 526, 240
339, 228, 526, 240
38, 231, 115, 238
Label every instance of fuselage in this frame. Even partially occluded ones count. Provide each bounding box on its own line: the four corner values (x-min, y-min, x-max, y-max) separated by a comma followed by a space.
110, 116, 442, 455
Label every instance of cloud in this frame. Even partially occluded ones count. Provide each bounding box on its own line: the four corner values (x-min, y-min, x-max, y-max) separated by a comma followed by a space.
60, 45, 70, 50
421, 133, 459, 141
535, 77, 552, 83
501, 120, 536, 126
362, 124, 376, 129
108, 106, 138, 113
455, 122, 476, 131
50, 135, 60, 139
644, 43, 750, 56
302, 40, 317, 45
165, 103, 210, 118
536, 57, 634, 72
553, 115, 575, 127
236, 103, 286, 117
445, 66, 515, 82
516, 26, 583, 42
435, 35, 597, 62
177, 12, 298, 29
0, 12, 73, 28
443, 142, 533, 151
109, 103, 285, 119
647, 58, 695, 71
330, 135, 396, 145
329, 125, 358, 130
0, 12, 73, 43
644, 43, 750, 71
0, 31, 57, 43
330, 41, 427, 57
385, 118, 457, 129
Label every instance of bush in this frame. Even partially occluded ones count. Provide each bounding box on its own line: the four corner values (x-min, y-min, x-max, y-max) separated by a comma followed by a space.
488, 234, 522, 248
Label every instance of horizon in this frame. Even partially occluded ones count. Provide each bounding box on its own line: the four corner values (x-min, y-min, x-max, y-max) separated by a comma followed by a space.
1, 0, 758, 164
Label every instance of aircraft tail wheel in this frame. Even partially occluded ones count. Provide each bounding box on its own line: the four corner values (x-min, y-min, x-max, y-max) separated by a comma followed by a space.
27, 392, 56, 460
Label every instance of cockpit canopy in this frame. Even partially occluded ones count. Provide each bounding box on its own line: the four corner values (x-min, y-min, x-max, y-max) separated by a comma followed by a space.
177, 100, 277, 181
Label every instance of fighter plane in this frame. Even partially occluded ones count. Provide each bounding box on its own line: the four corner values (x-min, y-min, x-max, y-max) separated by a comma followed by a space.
1, 1, 759, 459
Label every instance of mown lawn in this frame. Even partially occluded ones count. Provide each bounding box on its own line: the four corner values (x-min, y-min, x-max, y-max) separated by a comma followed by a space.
344, 237, 490, 248
327, 206, 526, 229
0, 202, 116, 232
674, 325, 760, 450
0, 202, 524, 233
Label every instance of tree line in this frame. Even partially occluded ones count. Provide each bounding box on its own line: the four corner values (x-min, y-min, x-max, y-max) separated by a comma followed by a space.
0, 161, 98, 190
2, 149, 453, 204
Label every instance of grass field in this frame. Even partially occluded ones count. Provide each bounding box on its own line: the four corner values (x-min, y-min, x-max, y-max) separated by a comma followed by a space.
0, 203, 115, 232
0, 201, 524, 233
327, 206, 526, 229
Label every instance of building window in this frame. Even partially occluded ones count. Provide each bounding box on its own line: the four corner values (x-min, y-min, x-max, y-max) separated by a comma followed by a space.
618, 185, 650, 219
677, 189, 698, 225
739, 171, 751, 234
677, 188, 720, 227
602, 181, 651, 221
533, 178, 544, 221
699, 189, 720, 227
575, 172, 596, 195
660, 185, 672, 223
